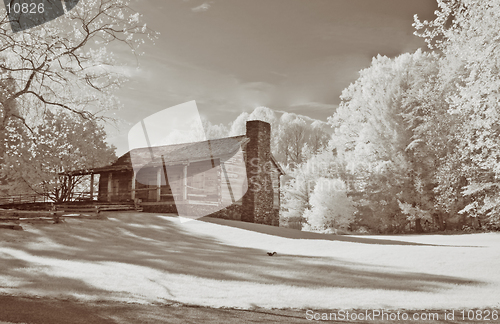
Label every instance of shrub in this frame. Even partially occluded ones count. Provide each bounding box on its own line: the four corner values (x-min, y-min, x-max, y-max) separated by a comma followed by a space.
302, 178, 355, 233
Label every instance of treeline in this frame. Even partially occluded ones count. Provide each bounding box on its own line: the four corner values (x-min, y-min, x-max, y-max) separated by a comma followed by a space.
204, 106, 331, 167
281, 0, 500, 233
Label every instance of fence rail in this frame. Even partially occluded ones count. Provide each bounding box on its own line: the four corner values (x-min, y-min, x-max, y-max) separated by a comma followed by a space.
0, 192, 96, 205
0, 193, 48, 205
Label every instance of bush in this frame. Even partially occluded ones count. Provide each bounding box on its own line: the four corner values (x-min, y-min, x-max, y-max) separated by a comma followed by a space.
302, 178, 355, 233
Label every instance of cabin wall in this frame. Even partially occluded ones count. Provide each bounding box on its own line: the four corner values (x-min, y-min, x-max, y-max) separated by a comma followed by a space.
135, 166, 172, 203
219, 153, 246, 206
98, 173, 108, 201
115, 171, 134, 202
186, 160, 219, 203
141, 160, 220, 213
139, 154, 248, 220
98, 171, 133, 202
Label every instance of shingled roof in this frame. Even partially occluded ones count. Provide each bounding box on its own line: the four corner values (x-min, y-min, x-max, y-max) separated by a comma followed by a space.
121, 135, 249, 169
62, 134, 284, 176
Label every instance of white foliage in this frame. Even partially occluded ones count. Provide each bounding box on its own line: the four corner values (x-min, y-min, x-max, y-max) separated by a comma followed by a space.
302, 178, 355, 233
228, 112, 250, 136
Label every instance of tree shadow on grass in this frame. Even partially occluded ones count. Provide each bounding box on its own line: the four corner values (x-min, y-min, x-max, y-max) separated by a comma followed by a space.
0, 212, 484, 302
199, 217, 483, 247
0, 295, 117, 324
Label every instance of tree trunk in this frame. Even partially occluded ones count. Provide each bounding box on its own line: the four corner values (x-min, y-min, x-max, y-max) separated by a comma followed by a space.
433, 212, 446, 231
415, 218, 423, 233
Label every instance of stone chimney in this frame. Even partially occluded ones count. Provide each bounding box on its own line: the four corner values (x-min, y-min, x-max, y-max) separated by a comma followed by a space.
241, 120, 275, 225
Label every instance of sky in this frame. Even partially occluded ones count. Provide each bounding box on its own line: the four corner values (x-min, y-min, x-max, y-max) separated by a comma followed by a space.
107, 0, 438, 155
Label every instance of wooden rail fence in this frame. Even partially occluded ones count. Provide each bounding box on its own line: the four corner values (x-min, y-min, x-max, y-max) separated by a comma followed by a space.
0, 192, 98, 205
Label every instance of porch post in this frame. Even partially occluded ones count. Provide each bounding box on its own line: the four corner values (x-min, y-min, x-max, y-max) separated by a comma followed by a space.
218, 164, 222, 206
183, 164, 188, 201
157, 167, 161, 202
131, 171, 136, 200
89, 173, 94, 201
67, 175, 73, 201
107, 172, 112, 202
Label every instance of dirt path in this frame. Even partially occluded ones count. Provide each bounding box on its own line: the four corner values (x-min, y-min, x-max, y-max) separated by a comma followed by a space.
0, 296, 461, 324
0, 295, 307, 324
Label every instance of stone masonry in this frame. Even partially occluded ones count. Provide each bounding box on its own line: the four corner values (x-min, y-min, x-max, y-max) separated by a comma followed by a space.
241, 120, 276, 226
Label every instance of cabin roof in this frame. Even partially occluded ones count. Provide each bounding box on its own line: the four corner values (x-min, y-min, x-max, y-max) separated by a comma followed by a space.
61, 134, 285, 176
62, 136, 247, 176
270, 155, 285, 175
117, 135, 249, 169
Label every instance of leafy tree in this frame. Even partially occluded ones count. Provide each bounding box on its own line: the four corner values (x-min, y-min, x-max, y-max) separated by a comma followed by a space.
229, 107, 330, 168
2, 110, 116, 202
280, 149, 341, 231
283, 117, 308, 166
302, 177, 355, 233
0, 0, 155, 134
229, 107, 278, 136
415, 0, 500, 229
282, 0, 500, 233
248, 107, 279, 133
203, 119, 229, 140
228, 112, 250, 136
275, 113, 310, 167
0, 73, 19, 195
280, 172, 310, 230
307, 120, 330, 156
329, 50, 440, 233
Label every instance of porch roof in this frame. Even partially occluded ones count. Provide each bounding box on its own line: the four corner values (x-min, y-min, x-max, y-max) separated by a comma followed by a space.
60, 165, 132, 176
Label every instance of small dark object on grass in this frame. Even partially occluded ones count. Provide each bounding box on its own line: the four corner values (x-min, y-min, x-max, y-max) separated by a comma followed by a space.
267, 252, 277, 256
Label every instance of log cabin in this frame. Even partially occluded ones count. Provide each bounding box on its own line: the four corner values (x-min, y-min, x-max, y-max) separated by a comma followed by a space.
63, 120, 284, 226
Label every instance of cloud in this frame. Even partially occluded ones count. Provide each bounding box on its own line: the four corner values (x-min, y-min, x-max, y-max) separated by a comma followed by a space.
289, 102, 338, 111
84, 65, 146, 78
283, 102, 338, 121
191, 2, 211, 12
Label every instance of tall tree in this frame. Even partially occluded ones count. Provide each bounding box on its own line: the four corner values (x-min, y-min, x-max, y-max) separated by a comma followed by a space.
415, 0, 500, 229
0, 73, 19, 195
307, 120, 330, 156
329, 50, 440, 233
0, 0, 154, 134
2, 110, 116, 202
275, 113, 309, 167
280, 149, 341, 231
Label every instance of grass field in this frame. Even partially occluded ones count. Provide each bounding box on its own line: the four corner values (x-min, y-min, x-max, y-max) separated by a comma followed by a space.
0, 212, 499, 311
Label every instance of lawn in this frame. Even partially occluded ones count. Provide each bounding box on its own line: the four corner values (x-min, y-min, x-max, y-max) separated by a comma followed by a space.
0, 212, 499, 311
